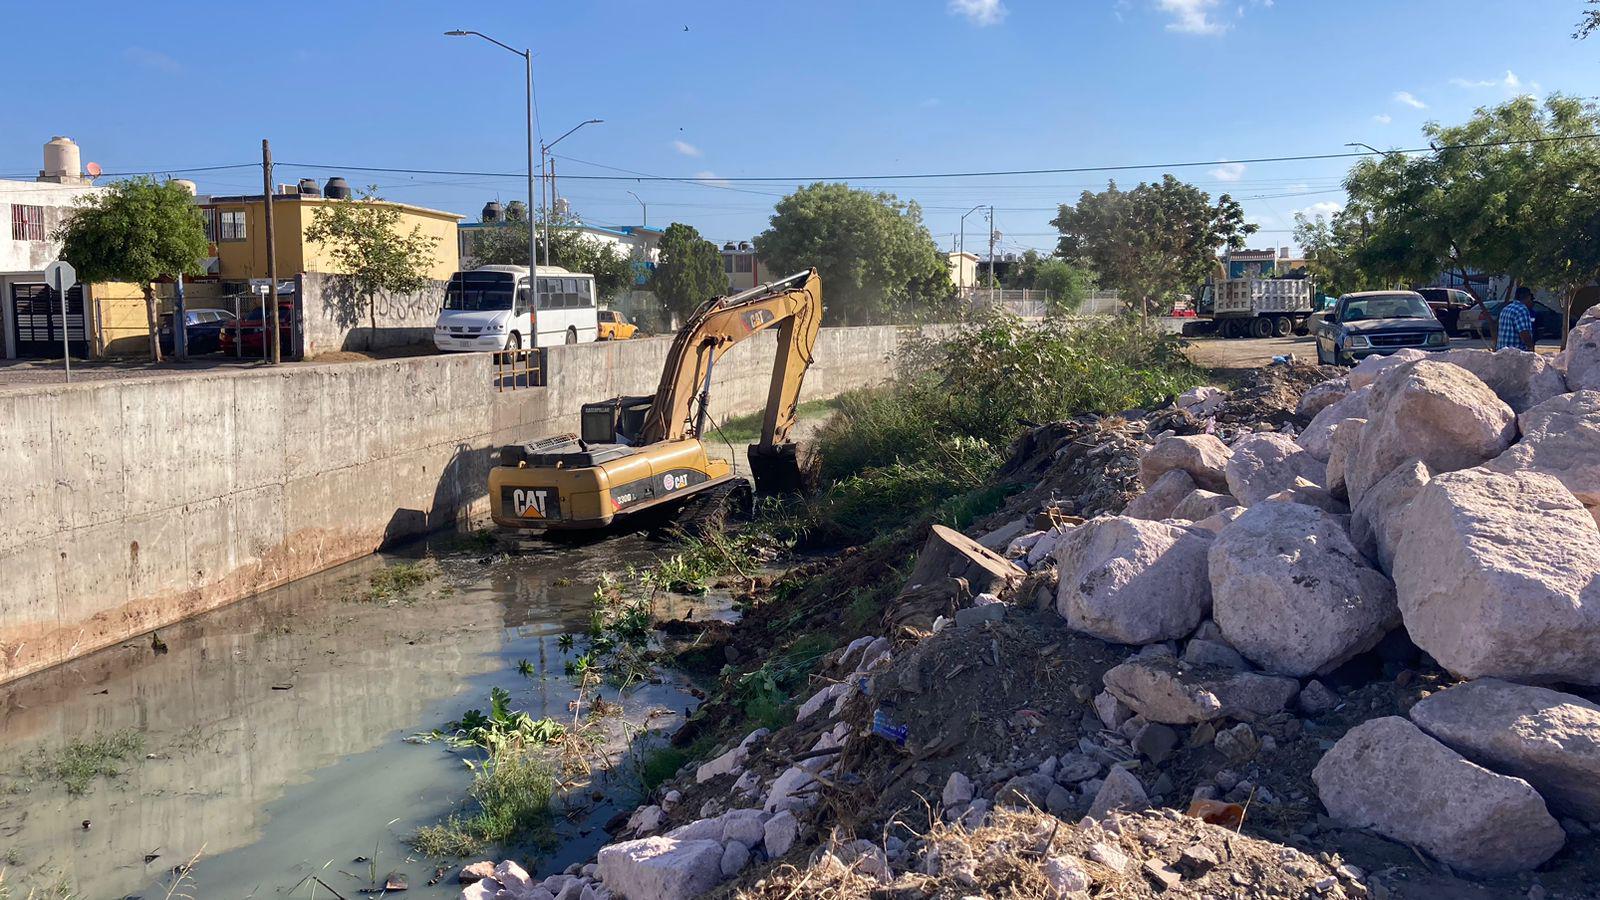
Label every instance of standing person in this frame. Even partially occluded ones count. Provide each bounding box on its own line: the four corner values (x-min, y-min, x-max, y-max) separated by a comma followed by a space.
1494, 286, 1536, 352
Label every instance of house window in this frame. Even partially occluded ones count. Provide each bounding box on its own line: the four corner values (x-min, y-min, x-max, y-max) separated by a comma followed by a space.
11, 204, 45, 241
201, 208, 220, 242
735, 254, 753, 274
218, 210, 247, 241
724, 255, 734, 274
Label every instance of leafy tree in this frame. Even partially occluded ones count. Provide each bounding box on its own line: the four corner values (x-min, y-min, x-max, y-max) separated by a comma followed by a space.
305, 187, 440, 350
1291, 210, 1385, 296
1578, 0, 1599, 39
467, 215, 633, 301
55, 177, 208, 361
1051, 176, 1255, 322
755, 183, 949, 325
650, 223, 727, 323
1033, 258, 1096, 313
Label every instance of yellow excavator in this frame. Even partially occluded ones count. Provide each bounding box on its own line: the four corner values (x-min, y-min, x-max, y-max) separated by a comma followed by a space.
489, 269, 822, 534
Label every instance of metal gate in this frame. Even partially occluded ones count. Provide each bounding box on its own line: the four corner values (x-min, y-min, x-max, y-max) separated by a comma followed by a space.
10, 282, 88, 357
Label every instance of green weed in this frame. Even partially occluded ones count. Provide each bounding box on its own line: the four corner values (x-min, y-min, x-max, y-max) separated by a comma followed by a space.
414, 688, 568, 753
637, 747, 688, 792
411, 750, 555, 857
24, 729, 144, 795
362, 560, 440, 604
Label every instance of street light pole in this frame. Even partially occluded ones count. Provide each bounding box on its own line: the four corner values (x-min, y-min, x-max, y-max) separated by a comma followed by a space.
446, 30, 537, 307
540, 118, 604, 273
627, 190, 646, 228
959, 205, 984, 293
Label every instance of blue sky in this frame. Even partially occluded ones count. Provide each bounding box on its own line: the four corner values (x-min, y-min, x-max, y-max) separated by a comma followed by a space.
3, 0, 1595, 255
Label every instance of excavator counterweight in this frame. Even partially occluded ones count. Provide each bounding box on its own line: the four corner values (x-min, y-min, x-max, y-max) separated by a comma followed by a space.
488, 269, 822, 532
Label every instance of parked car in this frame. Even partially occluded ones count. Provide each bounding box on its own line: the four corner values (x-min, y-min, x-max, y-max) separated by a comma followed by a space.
221, 302, 295, 357
596, 309, 639, 340
159, 308, 236, 355
1416, 287, 1478, 336
1457, 295, 1574, 342
1314, 291, 1449, 366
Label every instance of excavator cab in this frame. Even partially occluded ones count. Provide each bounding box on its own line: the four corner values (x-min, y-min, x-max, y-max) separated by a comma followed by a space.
490, 269, 822, 533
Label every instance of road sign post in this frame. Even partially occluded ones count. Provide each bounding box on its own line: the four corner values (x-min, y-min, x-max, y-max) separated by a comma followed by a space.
250, 279, 273, 361
44, 260, 77, 383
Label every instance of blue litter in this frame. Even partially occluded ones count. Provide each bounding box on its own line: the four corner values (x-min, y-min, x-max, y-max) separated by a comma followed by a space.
872, 708, 909, 746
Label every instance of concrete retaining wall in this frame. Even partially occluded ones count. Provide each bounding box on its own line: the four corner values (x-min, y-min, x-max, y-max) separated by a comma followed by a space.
0, 325, 916, 685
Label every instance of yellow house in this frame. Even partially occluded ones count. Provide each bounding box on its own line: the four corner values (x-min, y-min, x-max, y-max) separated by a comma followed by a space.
91, 191, 462, 358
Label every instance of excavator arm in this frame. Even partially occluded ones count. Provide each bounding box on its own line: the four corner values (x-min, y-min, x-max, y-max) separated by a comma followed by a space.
638, 269, 822, 492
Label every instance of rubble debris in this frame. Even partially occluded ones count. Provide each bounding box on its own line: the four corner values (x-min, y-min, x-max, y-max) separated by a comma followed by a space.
1410, 678, 1600, 821
1224, 432, 1327, 506
1177, 385, 1227, 416
1312, 716, 1565, 876
1393, 468, 1600, 684
905, 524, 1025, 598
1086, 766, 1150, 820
596, 836, 726, 900
1345, 359, 1517, 505
1101, 654, 1299, 724
1139, 434, 1232, 492
1054, 515, 1214, 645
1209, 501, 1399, 676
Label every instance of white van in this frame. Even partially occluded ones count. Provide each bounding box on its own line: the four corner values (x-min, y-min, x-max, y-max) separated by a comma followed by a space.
433, 265, 600, 351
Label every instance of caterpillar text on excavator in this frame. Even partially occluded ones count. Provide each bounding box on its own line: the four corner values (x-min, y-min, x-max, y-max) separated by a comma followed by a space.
489, 268, 822, 535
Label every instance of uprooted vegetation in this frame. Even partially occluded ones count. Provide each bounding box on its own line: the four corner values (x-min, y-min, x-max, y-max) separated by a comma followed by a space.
484, 321, 1600, 900
10, 729, 145, 796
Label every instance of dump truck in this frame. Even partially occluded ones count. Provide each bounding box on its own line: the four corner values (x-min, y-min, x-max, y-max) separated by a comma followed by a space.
489, 269, 822, 535
1183, 276, 1317, 339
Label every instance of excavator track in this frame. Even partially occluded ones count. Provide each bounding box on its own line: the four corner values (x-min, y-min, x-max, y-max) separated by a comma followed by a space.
673, 478, 754, 539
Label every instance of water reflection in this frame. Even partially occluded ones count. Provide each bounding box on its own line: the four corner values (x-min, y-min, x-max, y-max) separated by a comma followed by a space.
0, 530, 691, 899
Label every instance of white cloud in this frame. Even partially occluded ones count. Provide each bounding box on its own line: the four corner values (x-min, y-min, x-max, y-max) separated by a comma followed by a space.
1393, 90, 1427, 109
1450, 70, 1522, 90
1157, 0, 1228, 35
123, 46, 182, 73
949, 0, 1008, 26
672, 140, 702, 158
693, 171, 731, 188
1297, 201, 1344, 220
1372, 113, 1392, 124
1208, 161, 1246, 182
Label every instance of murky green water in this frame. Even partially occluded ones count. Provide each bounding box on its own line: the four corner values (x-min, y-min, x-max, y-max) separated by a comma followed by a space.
0, 530, 708, 899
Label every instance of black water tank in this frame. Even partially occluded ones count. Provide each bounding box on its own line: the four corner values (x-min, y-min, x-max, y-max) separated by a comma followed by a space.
482, 201, 504, 223
324, 177, 352, 199
297, 178, 321, 196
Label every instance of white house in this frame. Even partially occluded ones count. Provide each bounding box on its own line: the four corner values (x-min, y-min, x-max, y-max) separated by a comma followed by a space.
2, 137, 107, 358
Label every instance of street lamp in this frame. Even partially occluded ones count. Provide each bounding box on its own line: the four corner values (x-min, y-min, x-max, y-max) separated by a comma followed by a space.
1345, 141, 1401, 158
959, 205, 985, 292
626, 190, 647, 228
540, 119, 603, 272
445, 29, 537, 295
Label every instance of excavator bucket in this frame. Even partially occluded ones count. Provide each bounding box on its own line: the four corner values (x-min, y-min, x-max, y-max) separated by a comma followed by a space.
748, 443, 806, 496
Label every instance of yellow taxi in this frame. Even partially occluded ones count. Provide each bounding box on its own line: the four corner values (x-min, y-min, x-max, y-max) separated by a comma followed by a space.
597, 309, 640, 340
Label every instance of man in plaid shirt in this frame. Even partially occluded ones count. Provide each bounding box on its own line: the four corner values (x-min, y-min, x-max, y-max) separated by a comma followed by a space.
1495, 287, 1536, 351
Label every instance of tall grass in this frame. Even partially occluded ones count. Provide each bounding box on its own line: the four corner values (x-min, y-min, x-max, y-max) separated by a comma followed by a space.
411, 750, 555, 857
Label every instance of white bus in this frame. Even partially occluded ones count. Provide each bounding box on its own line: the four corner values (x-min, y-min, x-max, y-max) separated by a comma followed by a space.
433, 265, 599, 352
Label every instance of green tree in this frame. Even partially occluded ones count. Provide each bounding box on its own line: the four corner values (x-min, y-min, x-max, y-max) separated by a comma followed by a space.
1292, 210, 1385, 296
305, 188, 440, 350
650, 223, 727, 323
1033, 258, 1095, 314
55, 177, 208, 361
1051, 176, 1256, 323
754, 183, 949, 325
467, 215, 633, 301
1577, 0, 1599, 39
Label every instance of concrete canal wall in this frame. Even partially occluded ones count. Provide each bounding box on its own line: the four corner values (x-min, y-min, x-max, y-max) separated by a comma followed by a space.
0, 325, 918, 685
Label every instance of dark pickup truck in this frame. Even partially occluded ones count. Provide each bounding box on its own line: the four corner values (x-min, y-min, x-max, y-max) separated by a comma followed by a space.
1314, 290, 1450, 366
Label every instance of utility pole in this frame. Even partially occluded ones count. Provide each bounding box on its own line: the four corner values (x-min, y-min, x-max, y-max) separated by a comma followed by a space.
262, 139, 281, 364
987, 205, 996, 305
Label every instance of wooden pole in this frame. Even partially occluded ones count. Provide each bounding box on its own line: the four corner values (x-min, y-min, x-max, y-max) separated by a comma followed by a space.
262, 139, 281, 364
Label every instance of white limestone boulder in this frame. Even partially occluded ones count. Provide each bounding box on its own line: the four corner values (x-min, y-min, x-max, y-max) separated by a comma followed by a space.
1434, 347, 1568, 413
1054, 516, 1214, 645
596, 836, 726, 900
1410, 679, 1600, 822
1139, 434, 1231, 493
1123, 468, 1198, 521
1349, 458, 1431, 574
1312, 716, 1564, 876
1296, 377, 1351, 420
1224, 432, 1327, 506
1323, 417, 1366, 502
1564, 320, 1600, 392
1393, 468, 1600, 684
1209, 501, 1398, 676
1298, 386, 1370, 461
1344, 359, 1516, 505
696, 728, 769, 783
1101, 654, 1298, 724
1170, 488, 1239, 522
1347, 348, 1429, 389
1486, 390, 1600, 526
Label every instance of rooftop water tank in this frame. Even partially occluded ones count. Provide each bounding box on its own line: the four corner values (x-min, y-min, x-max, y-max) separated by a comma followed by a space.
482, 201, 504, 223
506, 201, 527, 221
171, 179, 198, 195
323, 177, 352, 199
298, 178, 322, 196
723, 242, 736, 251
39, 136, 83, 184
